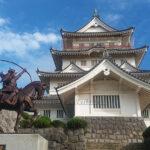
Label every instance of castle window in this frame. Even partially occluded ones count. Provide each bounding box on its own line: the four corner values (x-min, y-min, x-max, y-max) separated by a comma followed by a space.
114, 42, 121, 46
44, 110, 51, 118
70, 59, 76, 64
91, 60, 99, 66
73, 43, 79, 47
93, 95, 120, 109
142, 108, 150, 118
57, 110, 64, 118
105, 42, 109, 46
81, 60, 86, 66
84, 43, 90, 47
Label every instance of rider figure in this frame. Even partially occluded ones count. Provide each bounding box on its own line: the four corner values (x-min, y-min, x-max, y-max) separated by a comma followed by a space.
0, 68, 26, 105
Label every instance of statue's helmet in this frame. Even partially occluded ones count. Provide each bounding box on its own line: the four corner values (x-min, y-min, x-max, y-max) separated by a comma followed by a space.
8, 68, 15, 74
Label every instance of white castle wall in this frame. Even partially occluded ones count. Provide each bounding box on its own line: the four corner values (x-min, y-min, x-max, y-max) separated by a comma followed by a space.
75, 80, 141, 117
38, 108, 66, 121
62, 57, 136, 71
49, 82, 58, 95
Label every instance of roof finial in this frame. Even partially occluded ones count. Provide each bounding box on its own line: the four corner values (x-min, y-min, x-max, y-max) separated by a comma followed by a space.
93, 9, 99, 18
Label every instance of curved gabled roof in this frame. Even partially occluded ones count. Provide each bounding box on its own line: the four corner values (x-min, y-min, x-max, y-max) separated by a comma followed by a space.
120, 59, 140, 72
61, 27, 134, 37
61, 62, 85, 73
51, 46, 147, 68
51, 46, 147, 56
37, 69, 85, 79
76, 15, 117, 32
57, 58, 150, 94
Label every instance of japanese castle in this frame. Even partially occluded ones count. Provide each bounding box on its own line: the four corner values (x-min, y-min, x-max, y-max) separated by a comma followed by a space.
36, 11, 150, 126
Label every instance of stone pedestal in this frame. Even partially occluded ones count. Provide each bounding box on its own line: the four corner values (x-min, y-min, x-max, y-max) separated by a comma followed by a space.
0, 134, 48, 150
0, 110, 17, 133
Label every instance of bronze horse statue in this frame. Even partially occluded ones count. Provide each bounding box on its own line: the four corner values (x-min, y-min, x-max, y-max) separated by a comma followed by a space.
0, 81, 46, 132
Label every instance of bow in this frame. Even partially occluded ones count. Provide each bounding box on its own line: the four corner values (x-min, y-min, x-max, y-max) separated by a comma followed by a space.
0, 59, 32, 82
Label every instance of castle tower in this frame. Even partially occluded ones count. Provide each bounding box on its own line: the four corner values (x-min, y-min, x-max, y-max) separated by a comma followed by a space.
37, 11, 150, 127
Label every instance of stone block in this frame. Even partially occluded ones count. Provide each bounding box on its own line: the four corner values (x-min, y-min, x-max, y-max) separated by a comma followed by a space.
67, 130, 73, 137
69, 135, 78, 143
0, 110, 17, 133
78, 135, 85, 142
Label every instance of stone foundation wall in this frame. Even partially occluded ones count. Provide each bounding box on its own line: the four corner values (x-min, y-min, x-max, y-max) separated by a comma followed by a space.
84, 117, 146, 149
19, 117, 147, 150
19, 128, 86, 150
0, 110, 17, 133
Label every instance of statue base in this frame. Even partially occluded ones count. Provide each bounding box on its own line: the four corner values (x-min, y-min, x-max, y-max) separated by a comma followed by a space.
0, 110, 17, 133
0, 134, 48, 150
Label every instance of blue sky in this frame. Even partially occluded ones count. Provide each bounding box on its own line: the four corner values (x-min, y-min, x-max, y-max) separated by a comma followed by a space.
0, 0, 150, 87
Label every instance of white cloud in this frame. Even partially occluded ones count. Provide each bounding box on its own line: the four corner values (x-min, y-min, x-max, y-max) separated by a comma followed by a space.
33, 32, 60, 43
0, 17, 9, 26
0, 30, 60, 56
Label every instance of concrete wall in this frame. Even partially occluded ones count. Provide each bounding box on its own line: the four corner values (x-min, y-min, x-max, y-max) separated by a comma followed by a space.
75, 80, 141, 117
0, 134, 48, 150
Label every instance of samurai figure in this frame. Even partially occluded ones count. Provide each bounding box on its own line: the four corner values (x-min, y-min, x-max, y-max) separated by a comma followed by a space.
0, 68, 26, 105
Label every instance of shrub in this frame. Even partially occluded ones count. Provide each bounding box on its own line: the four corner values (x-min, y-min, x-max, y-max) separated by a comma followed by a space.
52, 120, 66, 128
67, 117, 87, 130
22, 112, 31, 120
143, 126, 150, 139
20, 112, 33, 128
143, 126, 150, 149
20, 119, 31, 128
33, 116, 51, 128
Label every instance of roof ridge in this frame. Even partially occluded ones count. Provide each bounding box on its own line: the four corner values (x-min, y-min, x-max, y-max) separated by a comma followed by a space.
108, 59, 150, 84
60, 62, 85, 73
61, 27, 134, 35
37, 70, 86, 74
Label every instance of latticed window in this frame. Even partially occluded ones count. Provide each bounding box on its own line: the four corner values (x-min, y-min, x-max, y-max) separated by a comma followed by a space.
70, 59, 76, 64
142, 109, 150, 118
81, 60, 86, 66
57, 110, 64, 118
93, 95, 120, 109
91, 60, 99, 66
44, 110, 51, 118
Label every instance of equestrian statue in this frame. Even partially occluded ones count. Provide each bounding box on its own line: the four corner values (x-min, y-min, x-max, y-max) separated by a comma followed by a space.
0, 60, 46, 132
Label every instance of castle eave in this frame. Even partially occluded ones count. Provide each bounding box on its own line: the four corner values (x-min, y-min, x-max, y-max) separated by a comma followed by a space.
57, 58, 150, 94
61, 27, 134, 37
